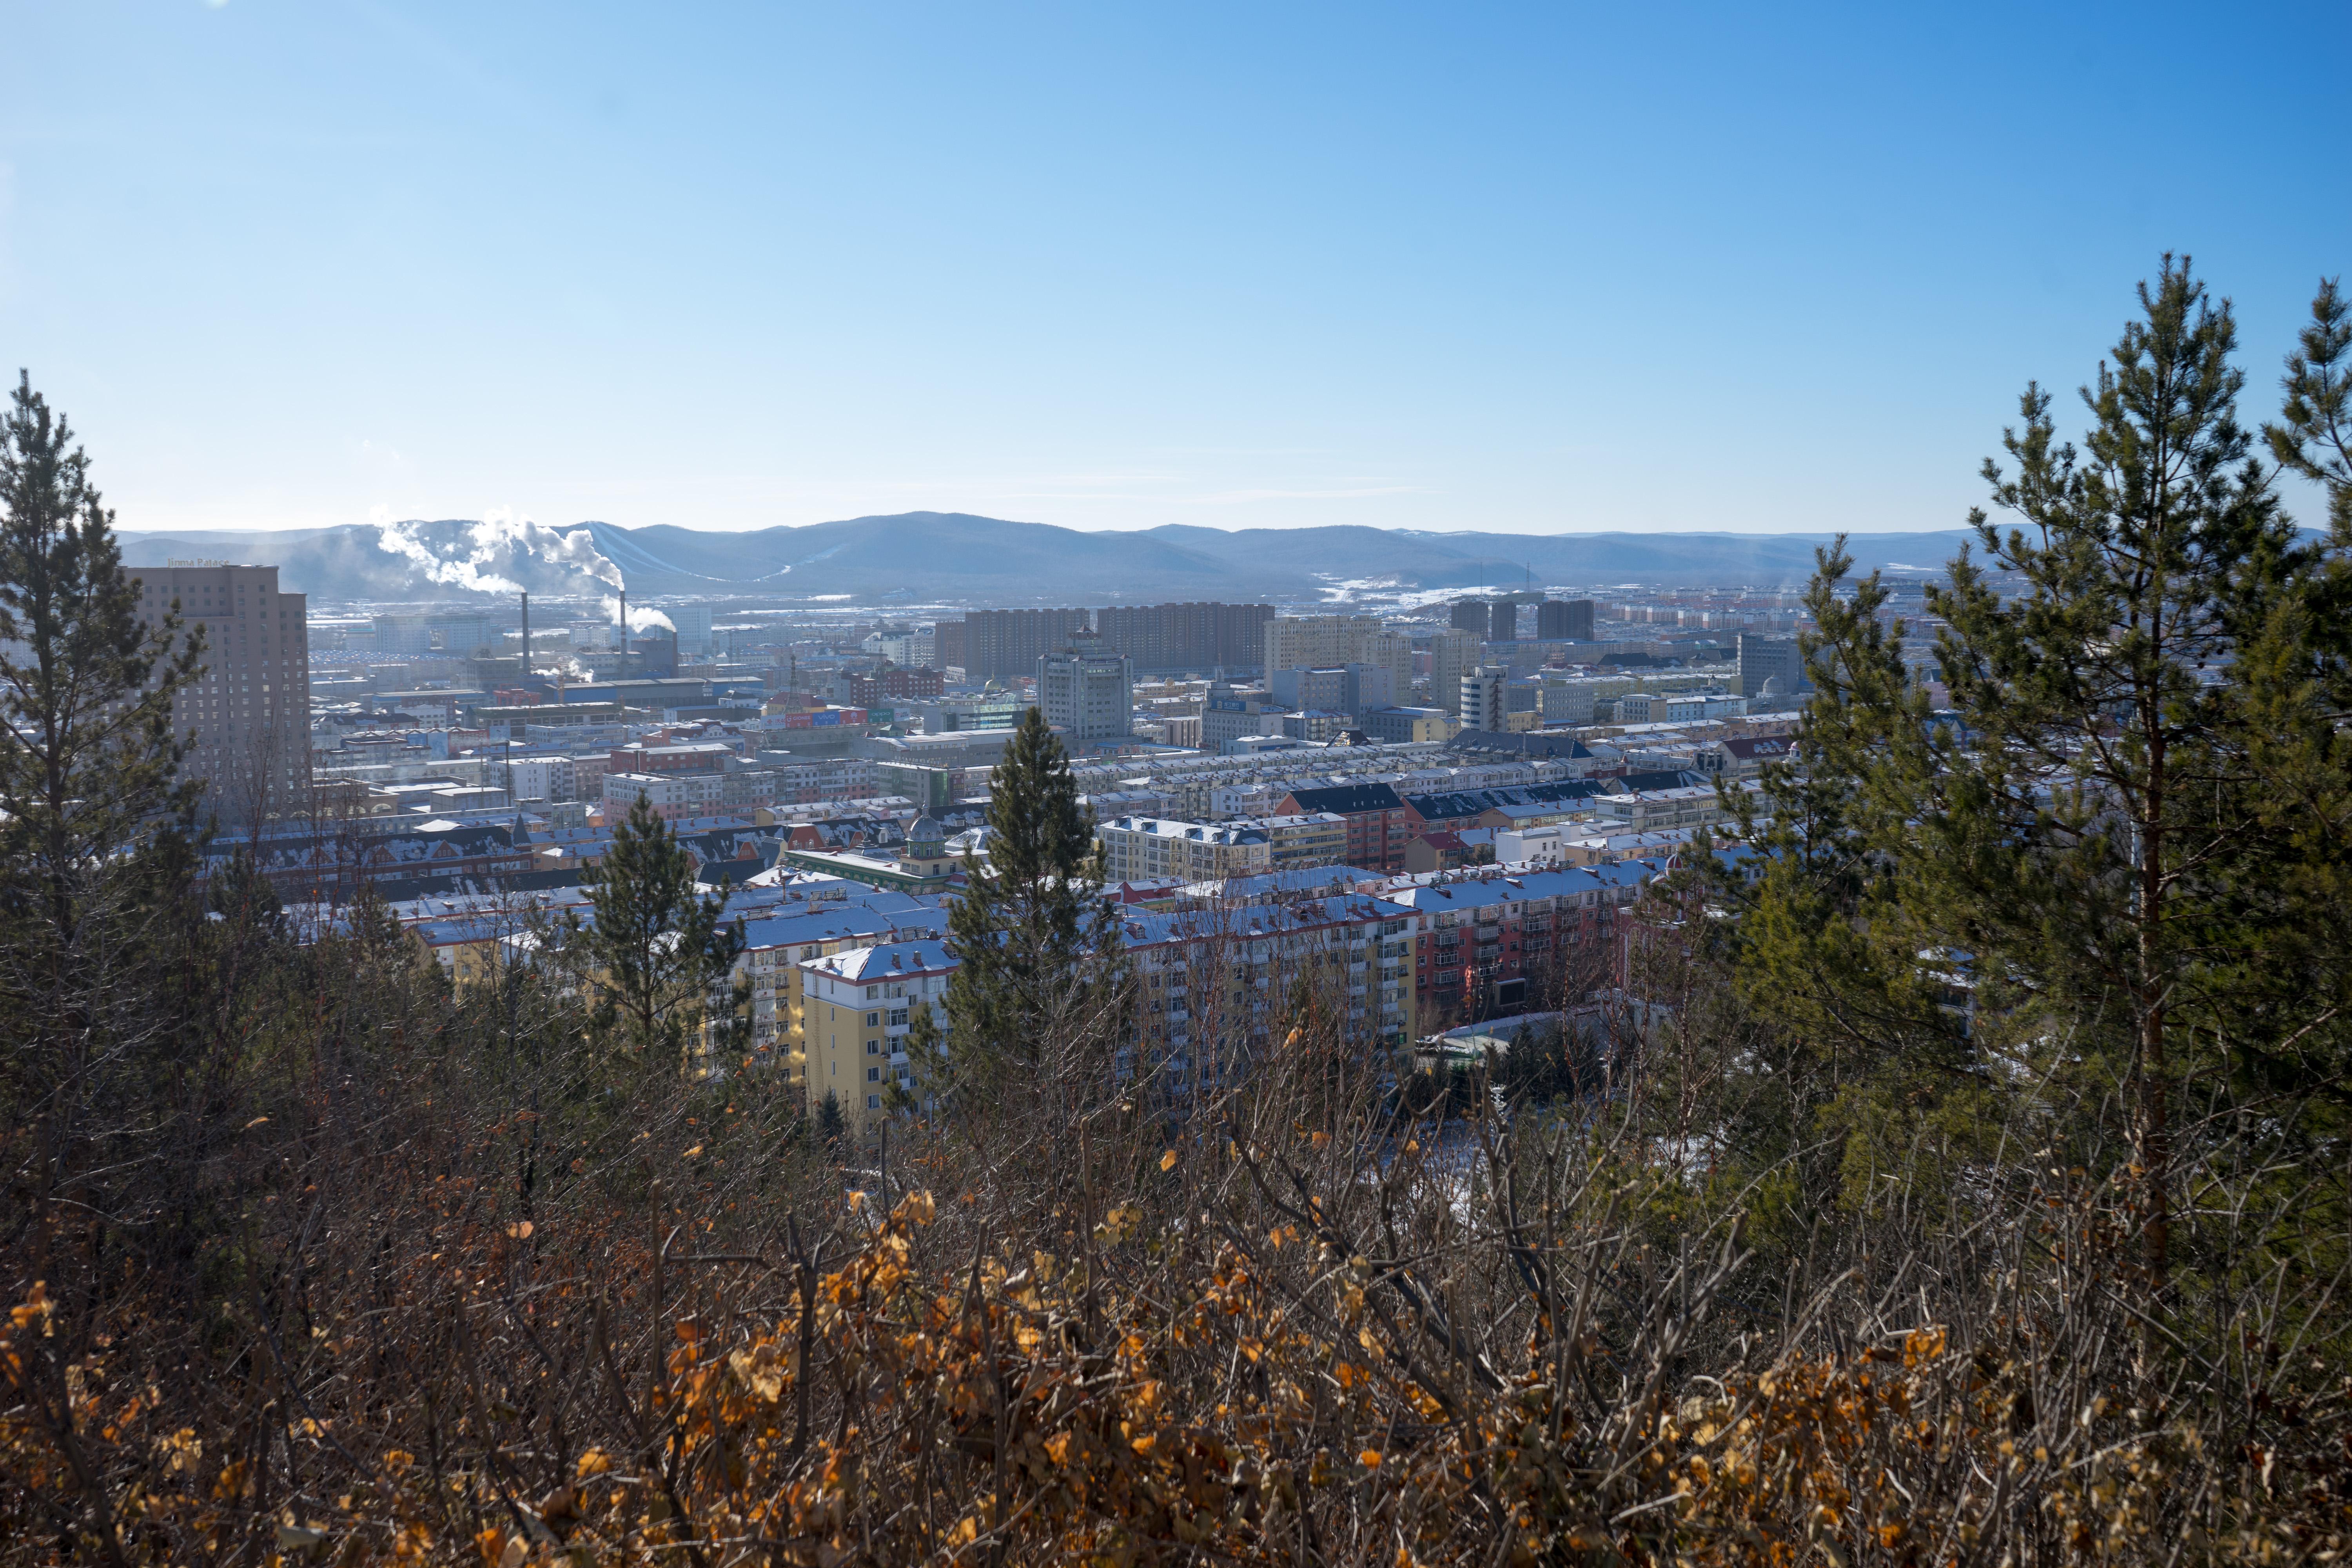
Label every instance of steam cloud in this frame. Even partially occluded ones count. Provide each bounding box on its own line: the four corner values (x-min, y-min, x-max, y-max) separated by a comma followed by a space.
372, 507, 629, 596
603, 597, 677, 634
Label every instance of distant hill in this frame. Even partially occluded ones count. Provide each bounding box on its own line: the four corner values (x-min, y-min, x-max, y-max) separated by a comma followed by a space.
115, 513, 1985, 606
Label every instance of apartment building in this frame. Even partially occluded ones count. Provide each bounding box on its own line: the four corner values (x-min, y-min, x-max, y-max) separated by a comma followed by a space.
799, 940, 956, 1144
1459, 667, 1506, 733
131, 562, 311, 824
1489, 601, 1518, 642
1428, 629, 1481, 715
1096, 816, 1271, 881
602, 769, 727, 820
1382, 861, 1658, 1027
1278, 782, 1413, 873
731, 903, 935, 1082
1124, 895, 1419, 1085
965, 608, 1089, 683
1591, 786, 1731, 835
1537, 599, 1596, 641
1262, 616, 1413, 693
1448, 599, 1488, 635
1093, 602, 1273, 674
1239, 811, 1349, 867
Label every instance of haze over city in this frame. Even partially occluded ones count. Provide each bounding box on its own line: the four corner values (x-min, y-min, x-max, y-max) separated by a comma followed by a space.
9, 5, 2352, 1560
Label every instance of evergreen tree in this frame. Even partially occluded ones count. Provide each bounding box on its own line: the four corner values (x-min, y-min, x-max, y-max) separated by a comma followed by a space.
905, 706, 1126, 1110
0, 372, 205, 1300
573, 793, 744, 1068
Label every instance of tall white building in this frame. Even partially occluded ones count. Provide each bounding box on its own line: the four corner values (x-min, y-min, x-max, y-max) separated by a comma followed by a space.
1428, 628, 1482, 715
1459, 666, 1506, 733
133, 563, 311, 824
1038, 631, 1134, 744
672, 606, 714, 659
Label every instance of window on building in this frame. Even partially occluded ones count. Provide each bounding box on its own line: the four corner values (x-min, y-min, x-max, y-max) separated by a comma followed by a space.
866, 1094, 881, 1109
866, 1011, 880, 1027
866, 1039, 880, 1054
867, 1066, 880, 1082
887, 1007, 908, 1027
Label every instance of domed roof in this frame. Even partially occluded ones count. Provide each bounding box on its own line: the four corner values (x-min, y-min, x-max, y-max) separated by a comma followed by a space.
908, 815, 946, 844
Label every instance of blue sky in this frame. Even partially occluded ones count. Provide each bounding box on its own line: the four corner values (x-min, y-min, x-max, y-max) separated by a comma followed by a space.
2, 1, 2346, 537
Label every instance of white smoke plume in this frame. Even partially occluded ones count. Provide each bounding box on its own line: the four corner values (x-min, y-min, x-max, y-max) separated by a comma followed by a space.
602, 597, 677, 634
372, 506, 628, 595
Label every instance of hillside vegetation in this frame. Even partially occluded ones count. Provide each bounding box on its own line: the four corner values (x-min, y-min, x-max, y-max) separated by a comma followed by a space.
7, 265, 2352, 1564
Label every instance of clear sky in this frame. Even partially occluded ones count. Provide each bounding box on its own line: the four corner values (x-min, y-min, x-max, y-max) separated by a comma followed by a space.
3, 1, 2347, 537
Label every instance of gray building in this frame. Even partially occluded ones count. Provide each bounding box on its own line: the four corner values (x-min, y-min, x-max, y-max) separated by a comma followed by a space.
1490, 601, 1518, 642
1269, 662, 1396, 719
1537, 599, 1595, 641
1037, 630, 1134, 743
1737, 633, 1808, 701
133, 562, 312, 824
1449, 599, 1489, 635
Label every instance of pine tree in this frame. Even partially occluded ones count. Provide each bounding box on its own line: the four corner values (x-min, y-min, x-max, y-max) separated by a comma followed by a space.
0, 371, 205, 1300
905, 706, 1126, 1111
574, 793, 744, 1069
1909, 258, 2295, 1285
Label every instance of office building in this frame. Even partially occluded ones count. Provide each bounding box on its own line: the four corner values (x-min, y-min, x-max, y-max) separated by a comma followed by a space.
1428, 628, 1481, 715
672, 606, 713, 658
1490, 601, 1518, 642
1449, 599, 1488, 635
1037, 630, 1134, 742
1200, 680, 1277, 753
133, 562, 311, 824
966, 608, 1089, 683
1737, 633, 1808, 701
1093, 602, 1274, 674
1537, 599, 1595, 641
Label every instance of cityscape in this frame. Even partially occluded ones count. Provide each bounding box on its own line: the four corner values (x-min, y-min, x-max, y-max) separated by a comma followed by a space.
5, 2, 2349, 1562
149, 535, 1877, 1126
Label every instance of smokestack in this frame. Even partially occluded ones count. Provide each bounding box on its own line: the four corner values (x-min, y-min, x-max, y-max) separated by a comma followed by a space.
519, 591, 529, 677
619, 588, 628, 678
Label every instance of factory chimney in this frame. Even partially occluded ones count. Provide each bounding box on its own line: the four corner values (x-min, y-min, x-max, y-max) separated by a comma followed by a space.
519, 591, 529, 677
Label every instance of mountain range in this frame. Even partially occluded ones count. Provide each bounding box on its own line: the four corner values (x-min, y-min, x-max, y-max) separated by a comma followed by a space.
114, 513, 1984, 606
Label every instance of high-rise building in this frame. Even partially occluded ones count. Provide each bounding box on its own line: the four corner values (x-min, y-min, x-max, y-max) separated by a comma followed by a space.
1449, 599, 1488, 635
429, 613, 493, 656
1037, 631, 1134, 742
967, 608, 1089, 683
1489, 601, 1518, 642
1262, 616, 1411, 695
133, 563, 311, 824
1459, 666, 1507, 733
373, 613, 432, 655
934, 618, 967, 673
1427, 628, 1481, 715
1737, 633, 1808, 701
672, 606, 714, 658
1093, 602, 1274, 673
1269, 662, 1396, 719
1537, 599, 1595, 641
